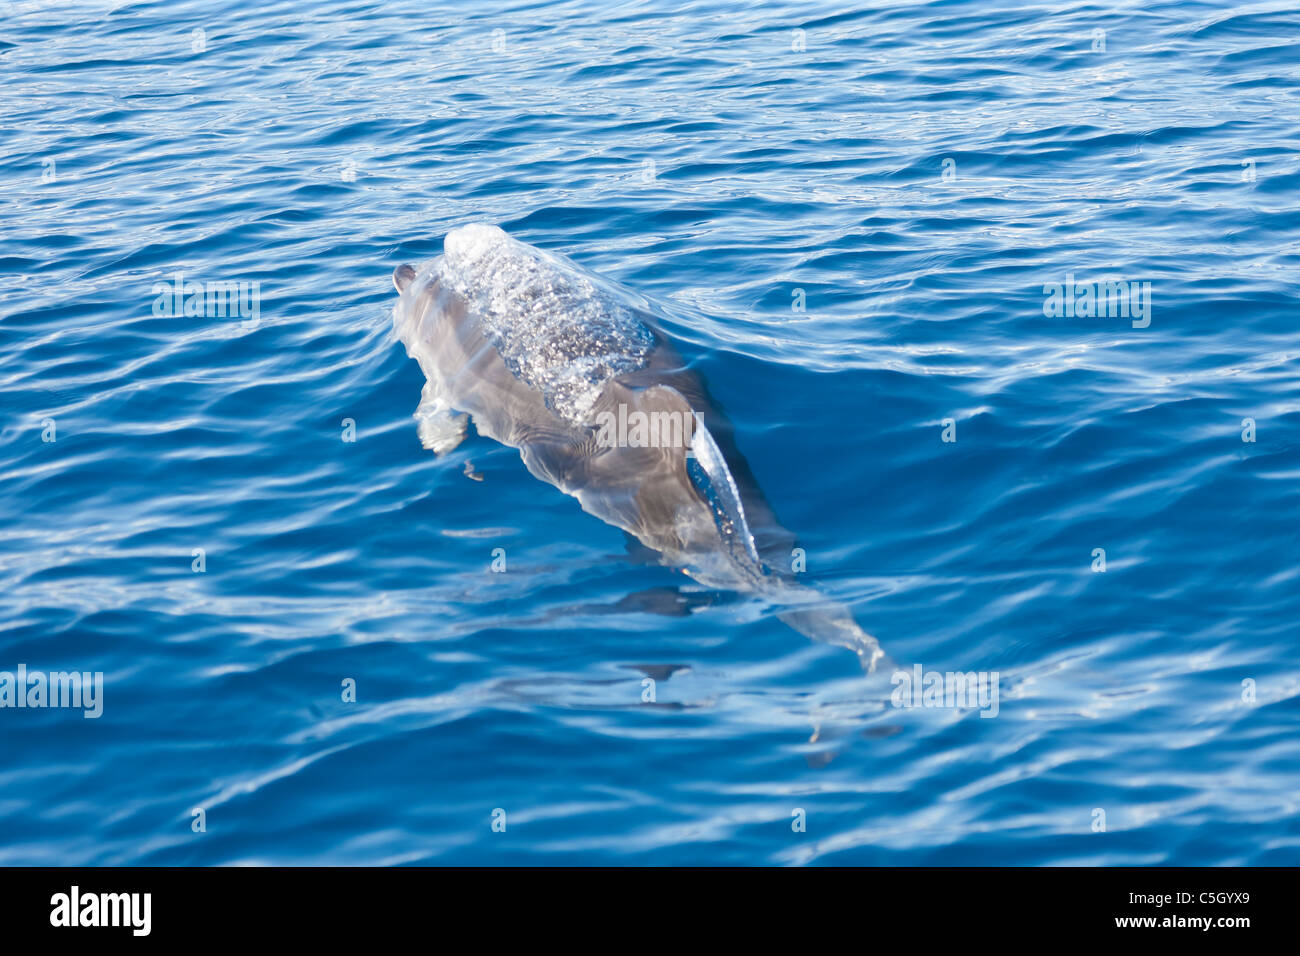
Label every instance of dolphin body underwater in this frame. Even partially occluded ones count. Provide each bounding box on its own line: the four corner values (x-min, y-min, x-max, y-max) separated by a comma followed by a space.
391, 224, 884, 670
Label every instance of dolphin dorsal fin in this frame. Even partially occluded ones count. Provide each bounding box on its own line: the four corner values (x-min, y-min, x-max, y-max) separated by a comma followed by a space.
681, 402, 764, 574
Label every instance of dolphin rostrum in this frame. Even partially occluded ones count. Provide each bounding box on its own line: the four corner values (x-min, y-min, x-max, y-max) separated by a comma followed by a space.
392, 223, 883, 670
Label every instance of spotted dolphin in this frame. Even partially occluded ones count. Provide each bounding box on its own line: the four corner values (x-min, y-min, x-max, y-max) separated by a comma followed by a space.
392, 223, 883, 669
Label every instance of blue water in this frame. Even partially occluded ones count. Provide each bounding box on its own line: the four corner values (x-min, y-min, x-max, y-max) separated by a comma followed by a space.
2, 0, 1298, 866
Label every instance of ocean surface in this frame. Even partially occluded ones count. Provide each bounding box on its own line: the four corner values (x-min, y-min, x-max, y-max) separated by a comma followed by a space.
1, 0, 1298, 866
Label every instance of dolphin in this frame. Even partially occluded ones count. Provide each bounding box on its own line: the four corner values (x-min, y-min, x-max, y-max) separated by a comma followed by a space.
391, 223, 883, 670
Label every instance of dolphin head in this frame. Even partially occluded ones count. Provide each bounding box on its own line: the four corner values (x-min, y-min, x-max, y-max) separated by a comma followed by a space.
393, 263, 417, 293
391, 223, 509, 319
394, 224, 507, 296
391, 261, 431, 331
391, 259, 457, 370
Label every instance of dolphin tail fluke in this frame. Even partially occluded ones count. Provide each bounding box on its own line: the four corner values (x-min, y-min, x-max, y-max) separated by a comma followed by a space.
776, 595, 888, 673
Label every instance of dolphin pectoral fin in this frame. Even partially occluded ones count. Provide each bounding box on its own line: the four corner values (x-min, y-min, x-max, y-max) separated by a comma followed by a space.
417, 407, 469, 454
413, 383, 469, 455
